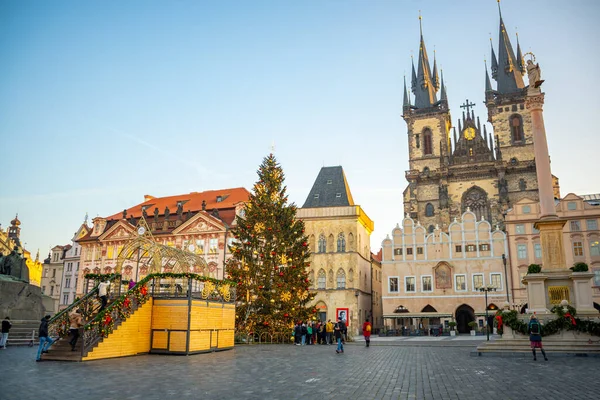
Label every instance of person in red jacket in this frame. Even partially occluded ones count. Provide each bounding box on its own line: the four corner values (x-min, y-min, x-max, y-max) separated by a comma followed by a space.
362, 319, 372, 347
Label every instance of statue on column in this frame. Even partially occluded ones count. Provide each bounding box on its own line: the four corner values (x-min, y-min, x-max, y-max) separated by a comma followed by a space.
526, 57, 544, 94
439, 184, 449, 209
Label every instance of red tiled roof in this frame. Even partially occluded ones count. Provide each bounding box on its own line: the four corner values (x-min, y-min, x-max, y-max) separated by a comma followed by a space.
371, 249, 382, 263
106, 187, 251, 221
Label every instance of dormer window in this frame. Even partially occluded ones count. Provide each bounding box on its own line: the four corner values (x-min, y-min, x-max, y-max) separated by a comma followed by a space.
216, 196, 223, 203
327, 180, 332, 184
336, 193, 341, 198
314, 194, 319, 199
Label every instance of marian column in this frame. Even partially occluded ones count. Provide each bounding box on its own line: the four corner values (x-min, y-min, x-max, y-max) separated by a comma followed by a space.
524, 59, 595, 313
525, 61, 565, 271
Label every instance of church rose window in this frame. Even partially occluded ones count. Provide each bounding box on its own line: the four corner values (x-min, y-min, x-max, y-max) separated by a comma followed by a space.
462, 187, 490, 222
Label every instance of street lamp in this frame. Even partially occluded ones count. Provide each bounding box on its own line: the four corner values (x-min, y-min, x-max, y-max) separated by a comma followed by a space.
479, 285, 497, 341
501, 253, 509, 302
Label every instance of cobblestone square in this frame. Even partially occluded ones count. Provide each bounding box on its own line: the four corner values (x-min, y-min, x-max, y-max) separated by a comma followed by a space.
1, 339, 599, 400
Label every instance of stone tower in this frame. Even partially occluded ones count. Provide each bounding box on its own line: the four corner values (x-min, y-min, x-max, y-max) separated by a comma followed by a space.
402, 7, 555, 232
402, 17, 453, 231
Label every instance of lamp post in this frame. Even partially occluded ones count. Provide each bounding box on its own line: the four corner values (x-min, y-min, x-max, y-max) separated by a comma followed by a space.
501, 253, 509, 302
479, 285, 497, 341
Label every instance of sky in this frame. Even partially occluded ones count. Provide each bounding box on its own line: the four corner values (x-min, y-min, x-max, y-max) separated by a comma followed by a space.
1, 0, 599, 258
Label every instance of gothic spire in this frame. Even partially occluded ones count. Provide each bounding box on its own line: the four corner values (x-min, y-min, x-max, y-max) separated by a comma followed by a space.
403, 75, 410, 108
411, 57, 417, 93
440, 70, 447, 102
490, 38, 498, 80
412, 14, 438, 108
494, 1, 525, 93
516, 32, 526, 74
485, 60, 493, 92
432, 50, 440, 91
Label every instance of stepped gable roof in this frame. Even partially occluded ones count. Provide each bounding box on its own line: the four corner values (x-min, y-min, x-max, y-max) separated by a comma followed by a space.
106, 187, 250, 221
302, 166, 355, 208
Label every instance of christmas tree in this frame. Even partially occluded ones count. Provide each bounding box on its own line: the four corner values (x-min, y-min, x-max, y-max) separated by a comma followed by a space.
227, 154, 315, 335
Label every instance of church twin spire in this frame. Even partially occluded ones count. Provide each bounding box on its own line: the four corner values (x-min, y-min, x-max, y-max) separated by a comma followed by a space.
487, 0, 526, 94
405, 14, 446, 110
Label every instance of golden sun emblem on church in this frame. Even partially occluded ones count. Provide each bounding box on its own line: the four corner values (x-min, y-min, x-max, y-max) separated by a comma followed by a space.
463, 127, 476, 141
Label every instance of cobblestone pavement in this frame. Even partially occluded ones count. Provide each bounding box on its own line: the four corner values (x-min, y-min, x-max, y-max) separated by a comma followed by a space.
1, 341, 599, 400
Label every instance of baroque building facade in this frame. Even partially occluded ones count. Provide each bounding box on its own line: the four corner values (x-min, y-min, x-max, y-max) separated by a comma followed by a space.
297, 166, 381, 335
505, 194, 600, 311
402, 11, 558, 233
41, 245, 66, 312
58, 222, 86, 310
75, 188, 249, 296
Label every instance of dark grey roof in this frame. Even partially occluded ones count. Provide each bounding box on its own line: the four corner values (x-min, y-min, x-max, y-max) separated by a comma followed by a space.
302, 166, 355, 208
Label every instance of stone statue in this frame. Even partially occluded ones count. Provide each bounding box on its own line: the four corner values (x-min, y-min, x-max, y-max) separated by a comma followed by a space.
122, 209, 127, 219
164, 206, 170, 220
0, 252, 5, 275
177, 202, 183, 219
154, 207, 159, 221
1, 248, 29, 283
498, 178, 509, 202
439, 185, 449, 209
142, 207, 148, 219
526, 60, 543, 93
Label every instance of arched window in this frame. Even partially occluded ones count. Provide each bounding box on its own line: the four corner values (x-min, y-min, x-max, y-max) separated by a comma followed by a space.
423, 128, 433, 155
336, 269, 346, 289
317, 269, 326, 289
428, 225, 435, 234
318, 234, 326, 253
510, 114, 524, 142
425, 203, 434, 217
462, 186, 490, 222
327, 234, 334, 250
337, 233, 346, 252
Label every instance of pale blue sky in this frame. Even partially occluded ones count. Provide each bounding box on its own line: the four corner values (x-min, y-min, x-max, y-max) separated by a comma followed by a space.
1, 0, 599, 257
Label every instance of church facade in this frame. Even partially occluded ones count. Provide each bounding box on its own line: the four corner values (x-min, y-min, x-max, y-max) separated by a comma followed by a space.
382, 6, 551, 332
401, 11, 558, 233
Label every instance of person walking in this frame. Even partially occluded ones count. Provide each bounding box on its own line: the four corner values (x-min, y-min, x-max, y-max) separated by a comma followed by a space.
334, 319, 344, 354
528, 314, 548, 361
294, 322, 302, 345
1, 316, 12, 349
36, 315, 54, 361
325, 319, 333, 345
301, 322, 308, 345
306, 322, 313, 345
362, 319, 372, 347
98, 280, 110, 312
68, 309, 83, 351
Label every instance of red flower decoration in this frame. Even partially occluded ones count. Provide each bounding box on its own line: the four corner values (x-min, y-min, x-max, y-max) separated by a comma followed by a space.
123, 298, 131, 308
103, 315, 112, 326
140, 286, 148, 296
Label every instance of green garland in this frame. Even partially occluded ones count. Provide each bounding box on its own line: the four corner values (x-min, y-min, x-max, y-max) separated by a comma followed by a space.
84, 272, 234, 338
495, 305, 600, 337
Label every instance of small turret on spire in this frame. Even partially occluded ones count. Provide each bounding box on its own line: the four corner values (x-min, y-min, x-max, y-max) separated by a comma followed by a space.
413, 12, 438, 108
490, 39, 498, 80
484, 125, 489, 147
411, 56, 417, 93
432, 50, 440, 91
485, 60, 493, 92
453, 127, 458, 149
489, 129, 494, 156
440, 70, 447, 102
516, 32, 526, 74
403, 75, 410, 109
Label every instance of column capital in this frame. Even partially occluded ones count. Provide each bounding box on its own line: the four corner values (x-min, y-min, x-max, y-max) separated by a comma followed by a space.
525, 93, 545, 111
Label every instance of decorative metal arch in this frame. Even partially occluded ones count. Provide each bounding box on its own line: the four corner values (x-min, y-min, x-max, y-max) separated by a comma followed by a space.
114, 217, 208, 277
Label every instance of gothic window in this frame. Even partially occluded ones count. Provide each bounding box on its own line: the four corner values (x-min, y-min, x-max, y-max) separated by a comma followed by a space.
425, 203, 434, 217
337, 233, 346, 252
318, 234, 326, 253
423, 128, 433, 155
336, 269, 346, 289
519, 179, 527, 191
428, 225, 435, 234
510, 114, 524, 143
317, 269, 326, 289
462, 186, 490, 222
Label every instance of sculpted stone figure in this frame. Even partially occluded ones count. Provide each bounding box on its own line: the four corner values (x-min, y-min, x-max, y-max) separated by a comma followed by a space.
154, 207, 159, 221
526, 59, 543, 94
2, 248, 29, 283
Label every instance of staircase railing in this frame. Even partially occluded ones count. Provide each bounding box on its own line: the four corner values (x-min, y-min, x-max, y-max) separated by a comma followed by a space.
48, 288, 100, 339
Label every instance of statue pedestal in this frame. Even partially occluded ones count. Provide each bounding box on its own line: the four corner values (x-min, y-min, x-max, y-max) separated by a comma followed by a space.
523, 270, 597, 314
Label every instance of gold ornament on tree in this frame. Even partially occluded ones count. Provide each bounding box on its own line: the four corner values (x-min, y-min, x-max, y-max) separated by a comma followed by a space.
298, 290, 308, 300
254, 222, 265, 233
281, 291, 292, 302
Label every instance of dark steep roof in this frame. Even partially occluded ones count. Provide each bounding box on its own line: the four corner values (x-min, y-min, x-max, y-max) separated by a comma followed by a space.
302, 166, 355, 208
